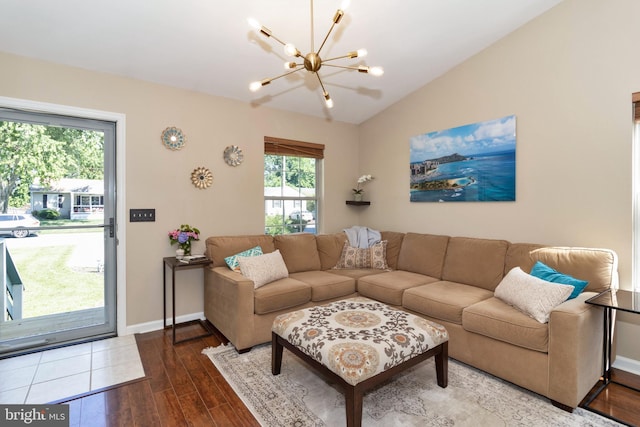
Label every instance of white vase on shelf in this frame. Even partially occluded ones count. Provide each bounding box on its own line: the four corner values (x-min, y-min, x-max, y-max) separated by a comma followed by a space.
354, 192, 363, 202
176, 248, 185, 259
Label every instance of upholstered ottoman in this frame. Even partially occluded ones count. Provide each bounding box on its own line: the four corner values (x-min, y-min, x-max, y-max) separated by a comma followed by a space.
271, 297, 449, 427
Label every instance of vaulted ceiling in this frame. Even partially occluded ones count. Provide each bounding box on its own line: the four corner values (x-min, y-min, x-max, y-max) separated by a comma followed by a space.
0, 0, 562, 124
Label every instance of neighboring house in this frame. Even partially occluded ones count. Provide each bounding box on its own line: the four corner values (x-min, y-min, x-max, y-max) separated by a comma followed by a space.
264, 186, 315, 218
29, 179, 104, 220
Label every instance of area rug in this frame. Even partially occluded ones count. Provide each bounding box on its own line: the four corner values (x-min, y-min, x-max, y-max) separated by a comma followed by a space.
202, 343, 621, 427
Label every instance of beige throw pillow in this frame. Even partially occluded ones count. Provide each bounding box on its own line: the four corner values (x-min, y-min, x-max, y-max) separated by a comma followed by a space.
494, 267, 573, 323
333, 240, 389, 270
238, 250, 289, 289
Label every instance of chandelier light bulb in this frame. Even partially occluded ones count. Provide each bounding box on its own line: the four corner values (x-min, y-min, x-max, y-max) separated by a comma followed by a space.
340, 0, 351, 11
324, 92, 334, 109
357, 49, 367, 58
247, 17, 261, 31
284, 43, 298, 57
249, 81, 262, 92
369, 66, 384, 77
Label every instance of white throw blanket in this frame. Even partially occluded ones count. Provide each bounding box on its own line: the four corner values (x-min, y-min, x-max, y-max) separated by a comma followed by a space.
343, 226, 381, 248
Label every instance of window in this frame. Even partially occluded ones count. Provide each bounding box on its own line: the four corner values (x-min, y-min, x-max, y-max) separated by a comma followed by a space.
264, 136, 324, 235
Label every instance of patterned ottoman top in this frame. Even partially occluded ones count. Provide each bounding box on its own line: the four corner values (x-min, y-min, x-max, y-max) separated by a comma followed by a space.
272, 297, 449, 386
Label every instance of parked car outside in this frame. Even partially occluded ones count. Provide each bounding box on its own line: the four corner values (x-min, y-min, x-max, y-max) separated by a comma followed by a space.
289, 210, 314, 221
0, 214, 40, 238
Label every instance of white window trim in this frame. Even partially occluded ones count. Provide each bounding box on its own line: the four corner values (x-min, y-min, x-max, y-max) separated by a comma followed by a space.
634, 121, 640, 291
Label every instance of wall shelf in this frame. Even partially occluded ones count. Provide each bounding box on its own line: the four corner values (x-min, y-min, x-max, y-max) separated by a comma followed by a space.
346, 201, 371, 206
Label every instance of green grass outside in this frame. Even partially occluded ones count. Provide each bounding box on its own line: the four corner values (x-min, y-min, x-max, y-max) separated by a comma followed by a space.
10, 245, 104, 318
38, 219, 103, 234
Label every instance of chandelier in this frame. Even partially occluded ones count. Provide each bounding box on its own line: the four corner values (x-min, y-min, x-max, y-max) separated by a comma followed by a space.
248, 0, 383, 109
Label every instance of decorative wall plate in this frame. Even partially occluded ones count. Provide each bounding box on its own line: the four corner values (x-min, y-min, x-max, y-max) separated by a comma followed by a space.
191, 167, 213, 189
161, 127, 185, 150
224, 145, 244, 166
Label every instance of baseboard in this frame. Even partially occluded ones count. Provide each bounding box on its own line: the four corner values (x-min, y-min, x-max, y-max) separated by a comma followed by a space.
124, 312, 205, 336
613, 355, 640, 376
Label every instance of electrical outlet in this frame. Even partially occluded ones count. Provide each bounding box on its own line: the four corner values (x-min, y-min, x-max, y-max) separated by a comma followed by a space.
130, 209, 155, 222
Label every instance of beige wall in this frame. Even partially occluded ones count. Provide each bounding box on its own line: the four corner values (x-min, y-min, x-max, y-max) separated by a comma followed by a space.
0, 52, 361, 327
359, 0, 640, 361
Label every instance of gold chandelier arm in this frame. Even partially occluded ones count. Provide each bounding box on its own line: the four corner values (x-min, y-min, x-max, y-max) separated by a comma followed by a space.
323, 51, 362, 63
322, 64, 368, 72
310, 0, 315, 53
264, 30, 288, 48
315, 72, 327, 93
317, 8, 345, 55
315, 73, 334, 109
266, 67, 305, 84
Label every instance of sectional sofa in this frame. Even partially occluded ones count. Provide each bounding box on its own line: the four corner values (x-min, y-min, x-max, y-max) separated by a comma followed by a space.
203, 231, 618, 410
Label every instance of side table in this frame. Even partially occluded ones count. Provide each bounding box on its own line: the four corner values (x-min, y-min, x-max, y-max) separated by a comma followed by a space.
583, 289, 640, 421
163, 256, 213, 344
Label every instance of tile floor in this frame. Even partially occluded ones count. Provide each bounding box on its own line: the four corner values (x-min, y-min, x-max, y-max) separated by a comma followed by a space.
0, 335, 145, 404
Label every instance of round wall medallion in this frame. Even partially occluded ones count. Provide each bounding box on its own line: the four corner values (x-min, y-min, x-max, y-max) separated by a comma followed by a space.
161, 127, 186, 150
191, 167, 213, 189
224, 145, 244, 166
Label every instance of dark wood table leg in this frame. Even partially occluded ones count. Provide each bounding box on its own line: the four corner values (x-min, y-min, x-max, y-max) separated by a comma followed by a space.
272, 332, 283, 375
435, 341, 448, 388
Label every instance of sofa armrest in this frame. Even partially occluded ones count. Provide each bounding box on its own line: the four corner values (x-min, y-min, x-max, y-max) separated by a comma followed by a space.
547, 292, 604, 408
204, 266, 256, 351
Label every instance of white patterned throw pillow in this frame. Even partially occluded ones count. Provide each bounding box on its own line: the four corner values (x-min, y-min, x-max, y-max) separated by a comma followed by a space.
238, 250, 289, 289
494, 267, 573, 323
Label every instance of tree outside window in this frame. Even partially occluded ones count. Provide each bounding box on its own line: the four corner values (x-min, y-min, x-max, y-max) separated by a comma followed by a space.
264, 154, 318, 235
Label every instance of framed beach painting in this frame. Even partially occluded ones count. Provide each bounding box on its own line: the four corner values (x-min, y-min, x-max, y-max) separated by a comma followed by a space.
409, 115, 516, 202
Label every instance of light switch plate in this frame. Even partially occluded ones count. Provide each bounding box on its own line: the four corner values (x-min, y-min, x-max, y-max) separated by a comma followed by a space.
130, 209, 155, 222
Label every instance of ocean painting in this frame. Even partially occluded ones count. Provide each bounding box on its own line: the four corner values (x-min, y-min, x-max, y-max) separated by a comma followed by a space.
410, 115, 516, 202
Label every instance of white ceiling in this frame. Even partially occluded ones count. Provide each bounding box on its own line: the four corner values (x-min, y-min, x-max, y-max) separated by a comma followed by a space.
0, 0, 562, 124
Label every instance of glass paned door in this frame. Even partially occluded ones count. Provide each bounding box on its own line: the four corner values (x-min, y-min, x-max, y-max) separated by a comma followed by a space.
0, 108, 117, 357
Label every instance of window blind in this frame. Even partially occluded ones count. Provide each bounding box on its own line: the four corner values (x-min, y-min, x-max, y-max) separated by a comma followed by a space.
264, 136, 325, 159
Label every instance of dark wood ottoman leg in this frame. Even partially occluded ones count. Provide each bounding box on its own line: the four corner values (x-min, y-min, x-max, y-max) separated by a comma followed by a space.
272, 332, 283, 375
435, 341, 448, 388
345, 385, 364, 427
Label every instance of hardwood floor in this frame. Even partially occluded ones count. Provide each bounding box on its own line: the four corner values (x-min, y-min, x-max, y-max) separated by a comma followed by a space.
61, 322, 259, 427
59, 321, 640, 426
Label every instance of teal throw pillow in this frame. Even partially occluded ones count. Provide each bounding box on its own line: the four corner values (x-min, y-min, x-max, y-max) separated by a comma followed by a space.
529, 261, 588, 299
225, 246, 263, 272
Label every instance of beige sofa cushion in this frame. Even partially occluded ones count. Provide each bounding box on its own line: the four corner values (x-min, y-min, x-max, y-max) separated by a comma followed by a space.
357, 270, 439, 305
316, 232, 348, 270
505, 242, 544, 275
380, 231, 405, 270
205, 235, 275, 268
441, 237, 509, 291
530, 247, 618, 293
274, 234, 321, 273
290, 271, 356, 302
462, 297, 550, 353
254, 277, 311, 314
396, 233, 449, 277
403, 281, 493, 325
